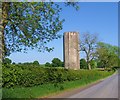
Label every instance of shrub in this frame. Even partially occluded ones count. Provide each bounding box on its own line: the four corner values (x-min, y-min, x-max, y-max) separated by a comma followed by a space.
2, 64, 114, 88
33, 61, 39, 66
51, 58, 62, 67
80, 59, 88, 69
90, 60, 97, 69
45, 62, 52, 67
3, 58, 12, 65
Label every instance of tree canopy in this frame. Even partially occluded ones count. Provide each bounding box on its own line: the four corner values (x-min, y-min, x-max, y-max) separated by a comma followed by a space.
51, 58, 63, 67
45, 62, 52, 67
80, 32, 98, 70
80, 58, 87, 69
1, 2, 79, 59
33, 60, 39, 65
96, 42, 119, 69
3, 58, 12, 65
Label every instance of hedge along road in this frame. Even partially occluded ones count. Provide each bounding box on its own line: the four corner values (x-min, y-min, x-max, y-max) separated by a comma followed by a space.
49, 73, 119, 98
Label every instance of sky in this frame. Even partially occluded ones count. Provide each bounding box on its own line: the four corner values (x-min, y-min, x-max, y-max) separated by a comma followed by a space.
8, 2, 118, 64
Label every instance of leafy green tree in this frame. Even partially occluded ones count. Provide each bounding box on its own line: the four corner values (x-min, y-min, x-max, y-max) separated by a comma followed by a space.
80, 32, 99, 70
45, 62, 52, 67
0, 2, 79, 60
3, 58, 12, 65
80, 59, 88, 69
18, 62, 22, 65
90, 60, 97, 69
96, 60, 103, 68
96, 42, 119, 69
33, 60, 39, 65
61, 62, 64, 67
12, 62, 16, 64
51, 58, 62, 67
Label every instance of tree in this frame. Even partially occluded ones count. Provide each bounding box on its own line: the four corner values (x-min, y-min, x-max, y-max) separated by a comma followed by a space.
96, 42, 119, 69
51, 58, 62, 67
90, 60, 97, 69
80, 32, 98, 70
45, 62, 52, 67
3, 58, 12, 65
61, 62, 64, 67
0, 2, 79, 60
33, 60, 39, 65
12, 62, 16, 64
80, 59, 88, 69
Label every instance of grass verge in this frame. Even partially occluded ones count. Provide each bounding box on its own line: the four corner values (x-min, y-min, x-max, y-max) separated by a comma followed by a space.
2, 70, 114, 99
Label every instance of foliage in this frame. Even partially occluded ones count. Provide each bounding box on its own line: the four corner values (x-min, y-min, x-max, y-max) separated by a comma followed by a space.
80, 59, 88, 69
61, 62, 64, 67
2, 70, 113, 99
96, 42, 119, 69
51, 58, 63, 67
90, 60, 97, 69
33, 61, 39, 65
3, 58, 12, 65
80, 32, 99, 70
12, 62, 16, 64
1, 2, 79, 57
45, 58, 64, 67
2, 64, 114, 88
19, 61, 40, 66
45, 62, 52, 67
22, 62, 33, 65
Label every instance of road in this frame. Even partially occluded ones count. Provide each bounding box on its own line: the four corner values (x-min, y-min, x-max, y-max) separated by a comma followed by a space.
69, 73, 119, 98
49, 73, 119, 98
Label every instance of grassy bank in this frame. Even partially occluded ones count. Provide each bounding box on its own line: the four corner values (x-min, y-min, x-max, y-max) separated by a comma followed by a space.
2, 68, 114, 99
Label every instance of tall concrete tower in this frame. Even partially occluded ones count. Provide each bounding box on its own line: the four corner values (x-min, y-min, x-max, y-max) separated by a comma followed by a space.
64, 32, 80, 70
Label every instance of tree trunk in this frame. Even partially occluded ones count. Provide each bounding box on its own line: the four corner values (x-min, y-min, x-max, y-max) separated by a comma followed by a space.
0, 2, 10, 62
88, 62, 91, 70
0, 2, 3, 63
86, 54, 91, 70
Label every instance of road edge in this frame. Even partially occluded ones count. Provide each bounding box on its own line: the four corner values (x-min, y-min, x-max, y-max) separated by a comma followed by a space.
41, 71, 117, 98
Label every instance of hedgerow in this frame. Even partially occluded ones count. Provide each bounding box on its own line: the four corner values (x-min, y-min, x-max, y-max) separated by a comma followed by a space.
2, 64, 114, 88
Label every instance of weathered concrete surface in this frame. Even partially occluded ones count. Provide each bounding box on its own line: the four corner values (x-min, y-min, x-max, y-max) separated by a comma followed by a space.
64, 32, 80, 70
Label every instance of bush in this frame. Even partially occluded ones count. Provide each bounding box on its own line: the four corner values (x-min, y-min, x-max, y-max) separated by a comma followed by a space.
2, 64, 114, 88
51, 58, 62, 67
45, 62, 52, 67
3, 58, 12, 65
90, 60, 97, 69
80, 59, 88, 69
33, 61, 39, 66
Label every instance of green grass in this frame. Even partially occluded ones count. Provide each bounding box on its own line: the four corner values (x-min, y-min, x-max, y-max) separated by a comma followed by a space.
2, 70, 114, 99
2, 80, 90, 98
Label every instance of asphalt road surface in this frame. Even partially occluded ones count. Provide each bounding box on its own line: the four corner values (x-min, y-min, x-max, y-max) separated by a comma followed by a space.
69, 73, 119, 98
48, 73, 119, 98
